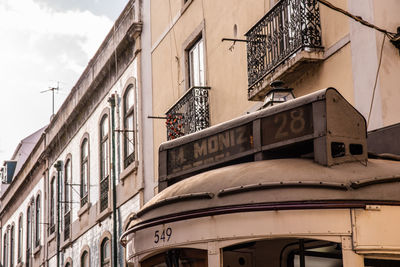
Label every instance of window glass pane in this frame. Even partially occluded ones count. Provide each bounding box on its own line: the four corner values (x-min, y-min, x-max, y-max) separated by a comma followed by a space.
198, 39, 205, 86
101, 116, 109, 138
101, 141, 109, 179
125, 87, 134, 112
81, 162, 88, 196
82, 139, 88, 159
188, 38, 205, 87
65, 160, 71, 212
125, 114, 134, 156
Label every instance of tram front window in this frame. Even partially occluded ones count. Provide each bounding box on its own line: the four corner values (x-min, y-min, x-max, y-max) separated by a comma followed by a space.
223, 239, 342, 267
142, 248, 208, 267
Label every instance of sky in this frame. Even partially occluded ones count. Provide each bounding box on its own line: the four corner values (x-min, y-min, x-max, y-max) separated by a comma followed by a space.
0, 0, 129, 162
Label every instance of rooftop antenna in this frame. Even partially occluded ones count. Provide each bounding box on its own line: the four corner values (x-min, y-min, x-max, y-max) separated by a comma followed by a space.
41, 81, 60, 118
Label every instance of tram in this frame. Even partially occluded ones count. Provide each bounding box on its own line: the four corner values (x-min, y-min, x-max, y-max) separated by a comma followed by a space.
121, 88, 400, 267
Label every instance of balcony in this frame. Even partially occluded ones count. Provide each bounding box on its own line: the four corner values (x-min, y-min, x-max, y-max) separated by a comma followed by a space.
246, 0, 323, 101
166, 86, 210, 140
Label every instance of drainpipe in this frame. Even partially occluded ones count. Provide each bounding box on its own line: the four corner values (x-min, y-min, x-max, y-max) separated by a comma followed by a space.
108, 94, 118, 267
54, 160, 63, 267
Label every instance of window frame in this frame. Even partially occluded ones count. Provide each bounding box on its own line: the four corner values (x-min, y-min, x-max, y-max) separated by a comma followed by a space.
49, 175, 56, 234
99, 109, 111, 213
10, 224, 15, 267
80, 246, 90, 267
26, 203, 32, 266
4, 229, 8, 267
80, 134, 90, 207
182, 21, 207, 91
35, 193, 41, 247
122, 83, 136, 169
64, 155, 72, 213
17, 214, 22, 262
100, 237, 111, 267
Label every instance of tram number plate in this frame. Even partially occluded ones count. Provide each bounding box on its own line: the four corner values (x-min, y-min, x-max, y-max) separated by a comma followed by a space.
261, 104, 313, 146
154, 227, 172, 244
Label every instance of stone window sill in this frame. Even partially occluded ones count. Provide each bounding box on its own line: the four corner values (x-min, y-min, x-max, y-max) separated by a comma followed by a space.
78, 202, 91, 218
48, 231, 56, 242
33, 244, 41, 256
120, 160, 138, 183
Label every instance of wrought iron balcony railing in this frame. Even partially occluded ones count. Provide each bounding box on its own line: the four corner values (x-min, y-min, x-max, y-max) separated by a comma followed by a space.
100, 176, 109, 212
246, 0, 322, 94
166, 86, 210, 140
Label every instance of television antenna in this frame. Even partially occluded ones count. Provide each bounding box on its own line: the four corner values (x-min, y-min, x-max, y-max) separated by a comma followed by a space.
41, 82, 60, 117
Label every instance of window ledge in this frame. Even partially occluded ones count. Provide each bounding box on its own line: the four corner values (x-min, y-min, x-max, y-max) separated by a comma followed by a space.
33, 244, 41, 256
97, 206, 112, 222
78, 202, 91, 218
48, 231, 56, 242
181, 0, 193, 15
61, 237, 71, 250
121, 160, 139, 183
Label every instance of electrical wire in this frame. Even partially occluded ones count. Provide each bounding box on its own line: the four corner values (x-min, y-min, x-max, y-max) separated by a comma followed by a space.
367, 34, 386, 128
317, 0, 398, 41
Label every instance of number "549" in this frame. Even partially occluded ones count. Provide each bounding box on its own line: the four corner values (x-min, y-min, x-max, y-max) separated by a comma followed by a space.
154, 227, 172, 244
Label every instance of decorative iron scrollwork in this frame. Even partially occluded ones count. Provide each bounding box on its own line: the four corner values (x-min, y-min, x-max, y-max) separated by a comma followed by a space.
166, 87, 210, 140
246, 0, 322, 94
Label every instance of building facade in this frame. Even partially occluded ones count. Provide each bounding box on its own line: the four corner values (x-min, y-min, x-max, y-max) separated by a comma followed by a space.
0, 0, 153, 266
1, 0, 400, 266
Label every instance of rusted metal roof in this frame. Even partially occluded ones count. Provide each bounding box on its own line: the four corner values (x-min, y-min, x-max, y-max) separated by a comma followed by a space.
135, 158, 400, 225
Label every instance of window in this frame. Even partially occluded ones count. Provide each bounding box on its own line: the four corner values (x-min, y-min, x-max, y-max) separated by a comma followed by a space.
26, 206, 31, 267
49, 177, 56, 234
64, 158, 71, 212
64, 157, 72, 241
101, 238, 111, 267
18, 215, 22, 262
80, 137, 89, 207
188, 38, 205, 88
10, 225, 14, 267
4, 232, 8, 267
99, 114, 110, 212
35, 195, 40, 246
81, 250, 89, 267
123, 85, 135, 168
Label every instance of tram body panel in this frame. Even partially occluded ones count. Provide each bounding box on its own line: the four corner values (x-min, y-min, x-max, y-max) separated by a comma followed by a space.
352, 206, 400, 253
130, 209, 352, 258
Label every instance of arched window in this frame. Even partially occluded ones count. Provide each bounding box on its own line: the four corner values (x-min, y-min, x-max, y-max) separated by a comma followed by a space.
35, 195, 41, 246
64, 158, 72, 213
10, 225, 14, 267
3, 231, 8, 267
101, 237, 111, 267
26, 206, 31, 267
18, 215, 22, 261
99, 114, 110, 212
81, 250, 89, 267
64, 157, 72, 241
49, 177, 56, 234
123, 85, 135, 168
80, 137, 89, 207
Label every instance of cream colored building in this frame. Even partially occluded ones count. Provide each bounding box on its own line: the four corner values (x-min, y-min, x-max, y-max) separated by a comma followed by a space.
120, 0, 400, 266
150, 0, 400, 192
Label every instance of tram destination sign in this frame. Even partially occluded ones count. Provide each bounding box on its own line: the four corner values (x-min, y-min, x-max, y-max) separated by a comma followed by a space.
261, 104, 313, 146
159, 88, 368, 188
166, 123, 253, 176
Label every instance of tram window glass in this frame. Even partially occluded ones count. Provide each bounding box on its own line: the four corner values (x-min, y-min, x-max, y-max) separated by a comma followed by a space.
223, 238, 342, 267
141, 248, 207, 267
365, 258, 400, 267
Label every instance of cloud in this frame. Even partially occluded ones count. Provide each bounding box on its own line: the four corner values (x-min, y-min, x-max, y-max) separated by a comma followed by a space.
0, 0, 114, 162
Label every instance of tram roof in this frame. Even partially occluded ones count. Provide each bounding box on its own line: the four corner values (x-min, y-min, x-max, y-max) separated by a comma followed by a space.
127, 157, 400, 232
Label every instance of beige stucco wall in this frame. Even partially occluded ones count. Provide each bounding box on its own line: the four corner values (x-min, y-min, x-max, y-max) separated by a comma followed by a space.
372, 0, 400, 127
150, 0, 399, 188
